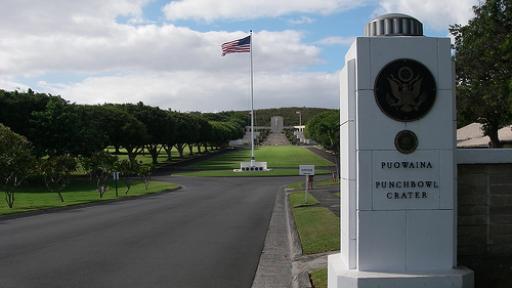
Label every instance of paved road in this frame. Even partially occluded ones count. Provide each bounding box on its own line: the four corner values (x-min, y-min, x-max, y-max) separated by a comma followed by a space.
0, 176, 298, 288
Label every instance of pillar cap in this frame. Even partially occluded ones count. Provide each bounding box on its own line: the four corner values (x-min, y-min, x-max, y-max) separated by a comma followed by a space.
365, 13, 423, 37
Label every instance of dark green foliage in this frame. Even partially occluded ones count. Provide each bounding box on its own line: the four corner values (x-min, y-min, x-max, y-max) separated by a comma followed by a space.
115, 159, 135, 194
209, 120, 243, 148
305, 110, 340, 176
30, 98, 108, 156
38, 155, 77, 202
123, 103, 175, 164
0, 88, 323, 164
80, 152, 118, 198
0, 89, 50, 139
0, 124, 35, 208
450, 0, 512, 147
249, 107, 335, 127
136, 163, 153, 192
256, 128, 270, 144
172, 112, 199, 158
284, 128, 300, 145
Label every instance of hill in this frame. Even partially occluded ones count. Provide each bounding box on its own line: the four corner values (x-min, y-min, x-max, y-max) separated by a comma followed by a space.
242, 107, 337, 127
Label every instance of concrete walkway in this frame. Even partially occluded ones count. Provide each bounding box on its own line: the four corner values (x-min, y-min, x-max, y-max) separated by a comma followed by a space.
252, 148, 340, 287
251, 188, 293, 288
252, 180, 340, 287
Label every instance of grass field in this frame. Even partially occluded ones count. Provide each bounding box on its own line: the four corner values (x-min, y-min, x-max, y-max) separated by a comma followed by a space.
0, 179, 178, 215
176, 145, 334, 177
287, 177, 338, 190
106, 145, 213, 167
71, 145, 212, 176
310, 268, 327, 288
289, 191, 340, 255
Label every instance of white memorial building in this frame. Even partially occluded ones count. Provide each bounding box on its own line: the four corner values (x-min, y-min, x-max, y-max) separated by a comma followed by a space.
328, 14, 474, 288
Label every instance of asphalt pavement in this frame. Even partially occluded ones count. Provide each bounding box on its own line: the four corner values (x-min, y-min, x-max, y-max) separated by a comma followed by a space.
0, 175, 299, 288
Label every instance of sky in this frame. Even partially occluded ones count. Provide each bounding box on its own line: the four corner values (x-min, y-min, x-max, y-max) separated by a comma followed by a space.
0, 0, 479, 112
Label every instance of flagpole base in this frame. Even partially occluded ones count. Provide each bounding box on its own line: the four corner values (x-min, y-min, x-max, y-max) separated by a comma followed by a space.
234, 161, 270, 172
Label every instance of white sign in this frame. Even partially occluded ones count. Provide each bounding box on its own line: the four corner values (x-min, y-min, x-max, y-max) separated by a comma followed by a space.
299, 165, 315, 175
372, 151, 440, 210
112, 171, 120, 180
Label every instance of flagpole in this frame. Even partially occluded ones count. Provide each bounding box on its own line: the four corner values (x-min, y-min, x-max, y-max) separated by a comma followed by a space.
250, 30, 255, 161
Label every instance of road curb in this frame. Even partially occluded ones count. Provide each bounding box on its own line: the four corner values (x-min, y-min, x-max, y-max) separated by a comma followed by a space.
286, 188, 315, 288
285, 190, 303, 261
0, 186, 182, 221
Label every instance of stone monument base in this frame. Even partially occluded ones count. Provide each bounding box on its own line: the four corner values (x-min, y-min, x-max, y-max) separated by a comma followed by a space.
328, 254, 474, 288
233, 161, 270, 172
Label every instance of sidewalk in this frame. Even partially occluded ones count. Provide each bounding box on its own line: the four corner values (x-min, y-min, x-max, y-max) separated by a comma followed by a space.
251, 187, 293, 288
252, 179, 340, 288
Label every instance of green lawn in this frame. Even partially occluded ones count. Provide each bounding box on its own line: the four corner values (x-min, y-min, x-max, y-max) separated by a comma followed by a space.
310, 268, 327, 288
108, 145, 213, 166
289, 191, 319, 207
289, 191, 340, 255
72, 145, 212, 176
176, 145, 334, 177
287, 177, 339, 190
0, 179, 179, 215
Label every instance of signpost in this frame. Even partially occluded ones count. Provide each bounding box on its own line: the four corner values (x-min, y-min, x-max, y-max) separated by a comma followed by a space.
299, 165, 315, 203
112, 171, 120, 197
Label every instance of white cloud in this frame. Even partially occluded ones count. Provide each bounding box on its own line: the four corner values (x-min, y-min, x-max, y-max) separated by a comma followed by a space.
0, 24, 318, 76
163, 0, 367, 21
0, 77, 29, 92
45, 71, 339, 112
316, 36, 355, 46
289, 16, 315, 25
0, 0, 148, 37
376, 0, 479, 30
0, 0, 338, 112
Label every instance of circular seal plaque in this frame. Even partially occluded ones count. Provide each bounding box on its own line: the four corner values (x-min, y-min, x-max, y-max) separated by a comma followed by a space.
394, 130, 418, 154
374, 59, 436, 122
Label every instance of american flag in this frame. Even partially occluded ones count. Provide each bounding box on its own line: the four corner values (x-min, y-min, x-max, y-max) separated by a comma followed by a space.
221, 35, 251, 56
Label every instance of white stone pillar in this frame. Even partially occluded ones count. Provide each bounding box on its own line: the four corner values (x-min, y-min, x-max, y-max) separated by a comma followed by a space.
328, 13, 474, 288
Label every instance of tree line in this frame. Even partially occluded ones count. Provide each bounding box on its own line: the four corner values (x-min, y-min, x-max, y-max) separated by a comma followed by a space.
250, 107, 335, 127
305, 110, 340, 176
451, 0, 512, 147
0, 89, 247, 207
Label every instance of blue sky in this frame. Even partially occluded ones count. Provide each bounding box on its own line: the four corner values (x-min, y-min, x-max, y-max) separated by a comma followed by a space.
0, 0, 478, 112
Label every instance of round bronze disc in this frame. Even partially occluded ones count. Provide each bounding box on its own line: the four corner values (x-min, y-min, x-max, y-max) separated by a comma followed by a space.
395, 130, 418, 154
374, 59, 436, 122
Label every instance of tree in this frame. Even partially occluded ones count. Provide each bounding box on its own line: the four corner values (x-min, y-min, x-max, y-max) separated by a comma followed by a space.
450, 0, 512, 147
0, 124, 35, 208
30, 98, 108, 156
137, 164, 153, 192
0, 89, 50, 140
80, 152, 118, 198
115, 159, 137, 195
100, 104, 148, 165
125, 103, 171, 164
194, 115, 211, 153
161, 112, 177, 162
209, 120, 244, 149
306, 110, 340, 177
171, 112, 194, 158
39, 155, 77, 202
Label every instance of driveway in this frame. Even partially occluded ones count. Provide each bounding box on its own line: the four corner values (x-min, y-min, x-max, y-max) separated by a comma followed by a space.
0, 175, 298, 288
